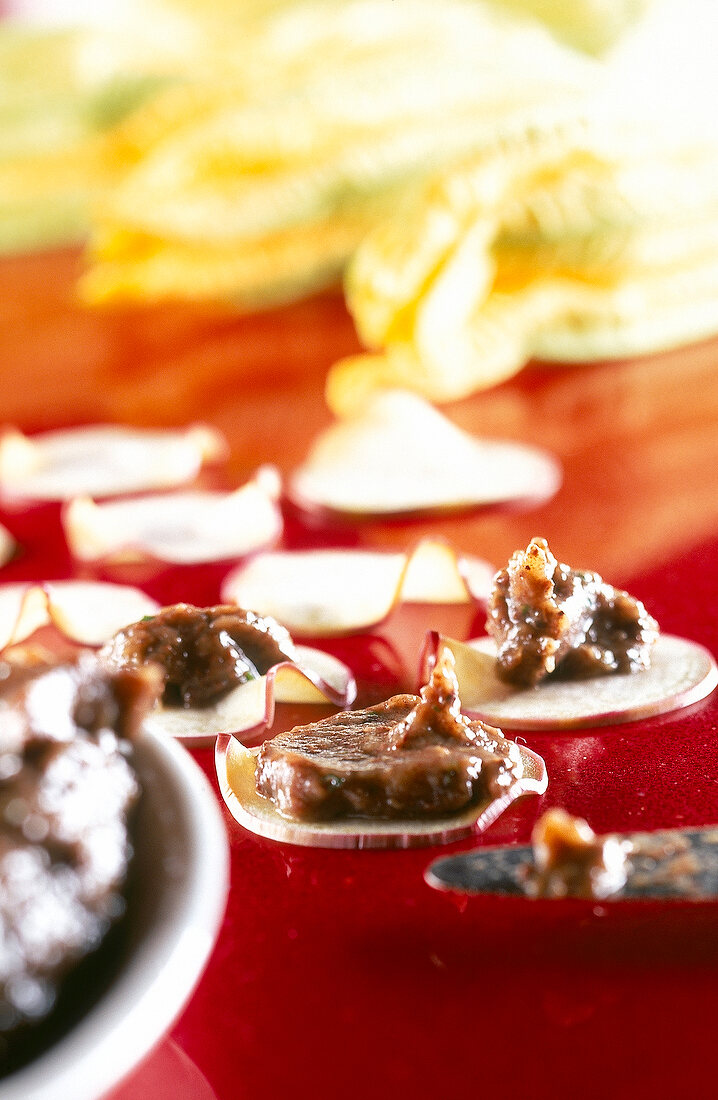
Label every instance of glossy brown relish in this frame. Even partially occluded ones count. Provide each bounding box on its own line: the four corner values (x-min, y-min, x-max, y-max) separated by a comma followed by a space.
256, 649, 523, 821
524, 809, 629, 899
0, 654, 159, 1065
486, 537, 658, 687
101, 603, 296, 708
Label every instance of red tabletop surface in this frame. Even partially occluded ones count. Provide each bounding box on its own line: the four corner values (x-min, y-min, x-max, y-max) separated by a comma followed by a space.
2, 249, 718, 1100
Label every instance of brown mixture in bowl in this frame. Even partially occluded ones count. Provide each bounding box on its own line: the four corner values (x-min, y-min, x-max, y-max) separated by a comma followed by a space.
0, 654, 159, 1066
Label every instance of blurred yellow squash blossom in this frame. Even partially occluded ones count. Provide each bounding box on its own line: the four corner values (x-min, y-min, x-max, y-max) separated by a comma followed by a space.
0, 24, 171, 255
80, 0, 596, 308
484, 0, 653, 55
326, 1, 718, 409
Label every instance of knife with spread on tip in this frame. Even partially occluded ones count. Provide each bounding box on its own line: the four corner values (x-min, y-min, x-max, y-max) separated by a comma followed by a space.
426, 811, 718, 901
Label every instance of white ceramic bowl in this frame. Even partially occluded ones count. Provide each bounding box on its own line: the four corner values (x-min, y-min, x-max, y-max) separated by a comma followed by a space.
1, 729, 229, 1100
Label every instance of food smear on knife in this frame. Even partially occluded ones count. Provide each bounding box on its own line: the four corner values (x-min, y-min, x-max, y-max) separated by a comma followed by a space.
487, 536, 658, 686
525, 816, 716, 901
288, 389, 560, 519
0, 652, 160, 1071
215, 647, 547, 848
63, 466, 282, 564
221, 539, 494, 637
0, 424, 226, 503
420, 537, 718, 729
523, 808, 630, 899
100, 603, 356, 745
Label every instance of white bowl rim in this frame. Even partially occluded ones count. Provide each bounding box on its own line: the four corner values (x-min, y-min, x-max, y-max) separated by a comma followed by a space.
1, 728, 229, 1100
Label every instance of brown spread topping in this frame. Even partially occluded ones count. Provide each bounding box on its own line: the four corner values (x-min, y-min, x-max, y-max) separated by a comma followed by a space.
524, 808, 630, 899
486, 536, 658, 686
100, 602, 297, 708
255, 648, 523, 822
0, 654, 159, 1060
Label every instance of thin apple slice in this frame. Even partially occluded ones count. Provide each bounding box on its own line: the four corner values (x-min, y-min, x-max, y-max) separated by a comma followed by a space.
422, 633, 718, 730
215, 732, 546, 850
288, 389, 561, 519
0, 581, 159, 651
221, 538, 494, 636
0, 584, 51, 651
0, 423, 227, 502
144, 645, 356, 746
63, 467, 282, 564
0, 524, 16, 568
43, 582, 161, 647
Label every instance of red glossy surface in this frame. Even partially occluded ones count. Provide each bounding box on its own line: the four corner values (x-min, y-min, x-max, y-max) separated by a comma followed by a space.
2, 253, 718, 1100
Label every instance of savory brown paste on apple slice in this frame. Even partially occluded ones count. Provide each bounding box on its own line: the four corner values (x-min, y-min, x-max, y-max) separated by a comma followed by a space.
423, 538, 716, 730
486, 536, 658, 686
99, 602, 356, 746
216, 647, 547, 848
255, 647, 523, 822
100, 603, 297, 709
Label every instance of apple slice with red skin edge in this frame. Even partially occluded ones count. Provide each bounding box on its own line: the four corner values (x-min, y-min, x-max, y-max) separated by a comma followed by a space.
215, 731, 547, 850
0, 584, 52, 651
221, 538, 494, 637
420, 632, 718, 731
0, 423, 227, 503
0, 524, 16, 568
287, 389, 561, 521
0, 581, 160, 652
144, 645, 356, 746
62, 467, 282, 565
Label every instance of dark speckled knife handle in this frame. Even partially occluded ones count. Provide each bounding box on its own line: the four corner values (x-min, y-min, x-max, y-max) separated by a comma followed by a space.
426, 827, 718, 900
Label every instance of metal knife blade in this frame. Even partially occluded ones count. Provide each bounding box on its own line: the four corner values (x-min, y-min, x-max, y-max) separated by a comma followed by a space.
426, 827, 718, 900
